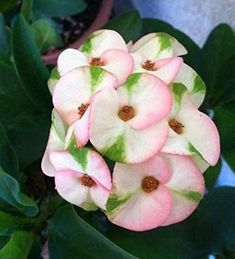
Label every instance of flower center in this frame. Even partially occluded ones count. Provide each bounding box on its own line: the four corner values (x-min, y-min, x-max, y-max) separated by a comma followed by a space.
168, 119, 184, 134
89, 57, 105, 66
118, 105, 135, 121
141, 176, 159, 193
142, 60, 157, 71
80, 174, 95, 187
78, 103, 89, 117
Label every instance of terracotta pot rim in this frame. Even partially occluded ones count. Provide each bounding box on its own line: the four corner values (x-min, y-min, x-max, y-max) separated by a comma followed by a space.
43, 0, 113, 65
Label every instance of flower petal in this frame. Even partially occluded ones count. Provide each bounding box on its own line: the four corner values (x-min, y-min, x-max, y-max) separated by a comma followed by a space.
131, 33, 187, 60
89, 87, 169, 163
53, 66, 118, 125
174, 63, 206, 107
161, 154, 205, 226
107, 186, 172, 231
90, 185, 110, 210
80, 29, 128, 57
41, 111, 66, 177
101, 49, 134, 84
118, 73, 172, 130
57, 48, 88, 76
55, 169, 94, 209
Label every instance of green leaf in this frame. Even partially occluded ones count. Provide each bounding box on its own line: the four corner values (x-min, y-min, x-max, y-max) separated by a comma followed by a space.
11, 14, 51, 112
202, 24, 235, 107
0, 210, 33, 235
21, 0, 33, 22
0, 121, 19, 180
204, 159, 222, 190
33, 0, 87, 17
194, 187, 235, 255
31, 18, 63, 53
48, 205, 135, 259
0, 13, 10, 57
0, 231, 34, 259
104, 11, 143, 43
0, 168, 39, 216
214, 102, 235, 171
0, 0, 17, 13
141, 18, 203, 73
0, 236, 10, 249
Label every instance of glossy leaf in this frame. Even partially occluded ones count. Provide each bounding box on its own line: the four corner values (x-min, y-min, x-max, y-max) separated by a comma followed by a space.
204, 159, 222, 190
0, 13, 10, 57
0, 231, 34, 259
0, 122, 19, 180
195, 187, 235, 255
33, 0, 87, 17
11, 15, 51, 112
214, 102, 235, 171
104, 11, 142, 43
31, 18, 63, 53
21, 0, 33, 22
0, 168, 39, 216
48, 205, 135, 259
0, 210, 32, 235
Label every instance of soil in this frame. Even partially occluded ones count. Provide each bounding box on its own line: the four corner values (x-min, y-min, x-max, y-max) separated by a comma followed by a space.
55, 0, 103, 47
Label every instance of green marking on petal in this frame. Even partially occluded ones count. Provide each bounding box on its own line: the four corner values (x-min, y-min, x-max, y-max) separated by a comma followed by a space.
50, 67, 60, 80
172, 189, 203, 202
171, 82, 187, 106
103, 134, 126, 162
90, 66, 105, 92
82, 201, 98, 211
81, 37, 92, 54
124, 73, 142, 96
68, 139, 89, 171
188, 142, 203, 158
158, 33, 171, 51
192, 75, 206, 94
106, 193, 131, 213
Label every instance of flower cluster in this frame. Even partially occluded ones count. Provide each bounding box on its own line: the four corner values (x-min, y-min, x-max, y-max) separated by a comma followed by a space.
42, 30, 220, 231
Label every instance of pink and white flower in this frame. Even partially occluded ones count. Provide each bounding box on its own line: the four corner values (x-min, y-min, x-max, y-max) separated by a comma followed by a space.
57, 29, 134, 84
162, 83, 220, 166
130, 33, 186, 84
49, 146, 112, 211
53, 66, 118, 148
105, 154, 205, 231
89, 73, 172, 163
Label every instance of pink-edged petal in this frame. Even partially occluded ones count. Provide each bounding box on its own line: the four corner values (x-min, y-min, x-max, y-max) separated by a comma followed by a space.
119, 73, 172, 130
49, 150, 84, 172
107, 186, 172, 231
86, 149, 111, 190
113, 156, 170, 194
41, 111, 66, 177
72, 107, 91, 148
101, 49, 134, 84
131, 33, 187, 60
161, 154, 205, 226
80, 29, 127, 57
174, 63, 206, 107
192, 155, 210, 173
57, 48, 88, 76
53, 67, 118, 125
177, 96, 220, 166
90, 184, 110, 210
89, 87, 170, 163
154, 57, 183, 84
55, 169, 90, 207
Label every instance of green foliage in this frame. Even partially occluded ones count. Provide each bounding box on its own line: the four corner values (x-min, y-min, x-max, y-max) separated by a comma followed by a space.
0, 168, 39, 216
12, 15, 51, 112
0, 231, 35, 259
48, 205, 135, 259
31, 18, 63, 53
104, 11, 143, 43
33, 0, 87, 17
0, 13, 10, 57
21, 0, 33, 22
